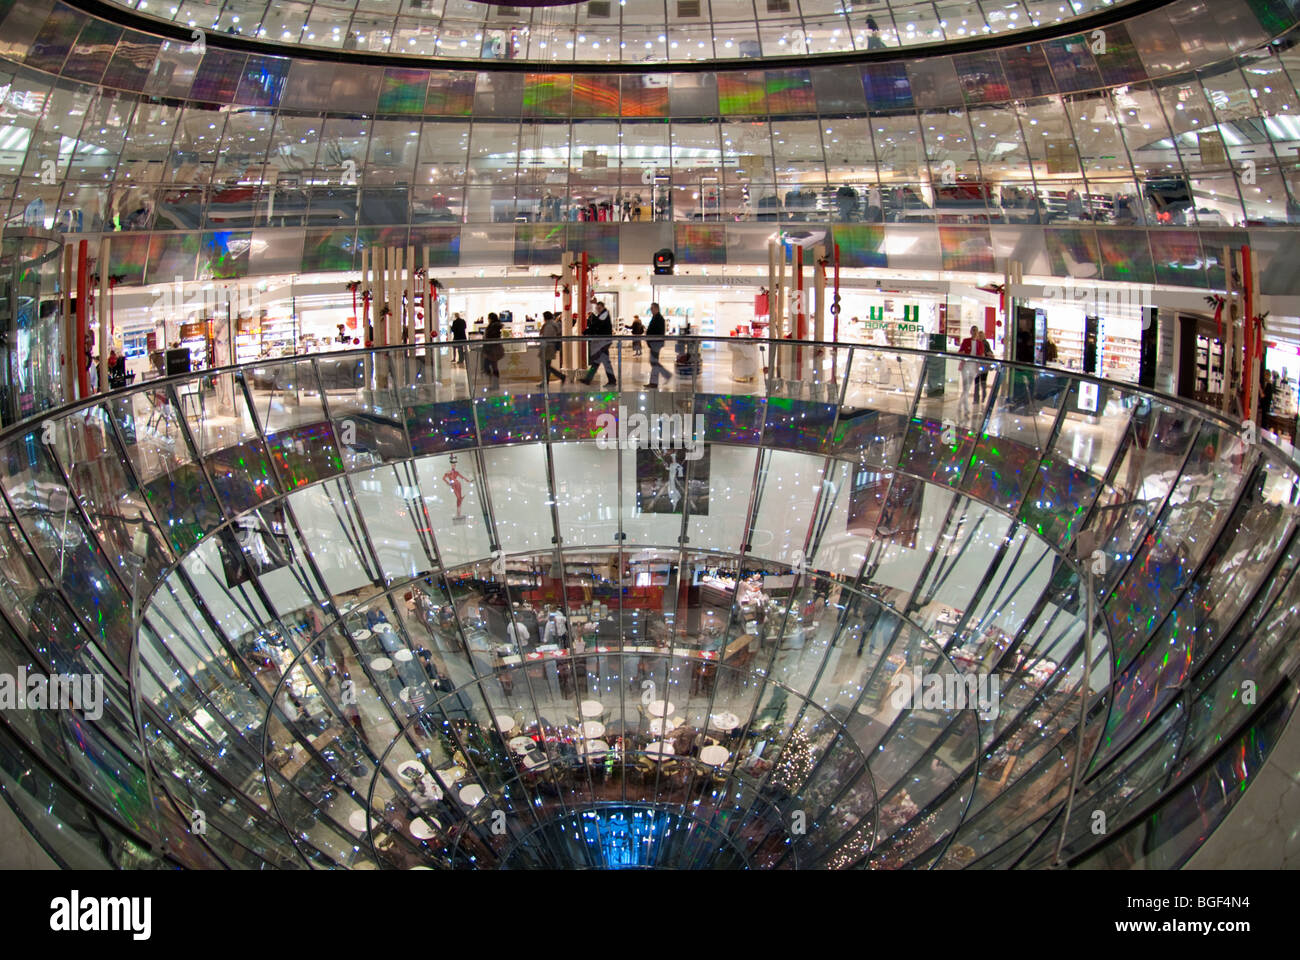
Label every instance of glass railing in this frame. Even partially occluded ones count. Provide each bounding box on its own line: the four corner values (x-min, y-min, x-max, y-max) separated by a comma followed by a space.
0, 336, 1295, 869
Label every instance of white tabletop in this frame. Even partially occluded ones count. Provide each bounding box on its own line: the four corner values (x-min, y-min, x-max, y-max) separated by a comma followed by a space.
348, 810, 369, 832
509, 736, 536, 755
396, 760, 424, 780
495, 715, 517, 734
700, 744, 730, 766
647, 699, 675, 718
393, 649, 414, 662
459, 784, 485, 806
410, 817, 439, 839
580, 720, 605, 739
436, 766, 466, 788
580, 699, 604, 718
648, 716, 678, 736
577, 739, 609, 757
710, 711, 742, 730
644, 741, 676, 761
369, 657, 393, 671
412, 778, 443, 802
352, 628, 372, 641
521, 751, 551, 771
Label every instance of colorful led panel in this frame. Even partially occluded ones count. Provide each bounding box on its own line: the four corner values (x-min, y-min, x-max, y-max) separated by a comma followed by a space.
568, 222, 619, 262
1098, 229, 1156, 284
939, 226, 995, 272
524, 73, 572, 117
425, 71, 475, 116
953, 51, 1010, 104
1042, 35, 1103, 92
266, 422, 344, 488
205, 438, 278, 514
674, 224, 726, 265
145, 233, 200, 284
201, 230, 250, 279
475, 392, 548, 444
962, 432, 1040, 511
514, 223, 565, 267
546, 391, 617, 441
1092, 23, 1148, 85
699, 393, 765, 444
763, 397, 835, 452
572, 74, 620, 118
1018, 454, 1101, 549
717, 71, 766, 116
1044, 227, 1101, 278
408, 226, 461, 267
831, 224, 887, 268
405, 399, 477, 455
860, 63, 913, 109
236, 55, 290, 108
302, 228, 358, 273
190, 50, 246, 103
108, 233, 150, 283
140, 463, 218, 553
1149, 230, 1206, 287
765, 69, 816, 115
379, 68, 429, 114
620, 76, 669, 118
898, 417, 977, 486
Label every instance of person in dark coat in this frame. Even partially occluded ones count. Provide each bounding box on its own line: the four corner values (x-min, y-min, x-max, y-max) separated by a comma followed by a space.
451, 313, 467, 364
644, 303, 672, 389
577, 300, 616, 386
481, 313, 504, 383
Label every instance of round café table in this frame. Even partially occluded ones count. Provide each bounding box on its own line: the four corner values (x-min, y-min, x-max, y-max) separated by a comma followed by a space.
709, 711, 741, 731
436, 766, 466, 788
647, 716, 678, 736
410, 817, 440, 840
647, 699, 675, 718
352, 629, 372, 642
509, 736, 536, 755
700, 744, 730, 766
369, 657, 393, 672
577, 739, 609, 758
494, 715, 517, 735
580, 699, 604, 719
393, 649, 414, 662
348, 810, 369, 832
396, 760, 424, 781
644, 741, 676, 761
459, 784, 486, 806
580, 720, 605, 739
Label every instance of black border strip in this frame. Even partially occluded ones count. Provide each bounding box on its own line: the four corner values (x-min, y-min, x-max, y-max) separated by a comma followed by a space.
63, 0, 1177, 75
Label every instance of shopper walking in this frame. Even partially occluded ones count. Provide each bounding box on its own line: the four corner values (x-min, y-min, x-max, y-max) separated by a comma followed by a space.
578, 300, 616, 386
630, 315, 644, 356
644, 302, 672, 389
958, 324, 993, 407
481, 312, 504, 385
451, 312, 467, 364
538, 310, 565, 386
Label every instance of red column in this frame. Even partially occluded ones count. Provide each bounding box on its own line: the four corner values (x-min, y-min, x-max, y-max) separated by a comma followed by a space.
76, 240, 88, 398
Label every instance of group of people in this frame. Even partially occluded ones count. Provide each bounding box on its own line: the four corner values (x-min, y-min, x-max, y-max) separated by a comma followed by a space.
446, 303, 678, 390
576, 301, 674, 389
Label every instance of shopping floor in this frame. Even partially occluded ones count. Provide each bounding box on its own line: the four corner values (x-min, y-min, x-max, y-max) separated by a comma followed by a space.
2, 0, 1300, 871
